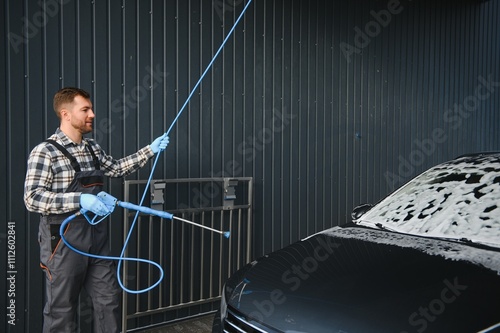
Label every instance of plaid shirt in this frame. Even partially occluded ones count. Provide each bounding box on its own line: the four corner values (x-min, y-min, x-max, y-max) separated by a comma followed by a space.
24, 128, 155, 215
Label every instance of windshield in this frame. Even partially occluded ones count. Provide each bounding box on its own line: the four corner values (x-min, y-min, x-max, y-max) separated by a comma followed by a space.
356, 154, 500, 248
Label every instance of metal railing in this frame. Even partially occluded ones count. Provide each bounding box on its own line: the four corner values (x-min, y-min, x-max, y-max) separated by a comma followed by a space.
120, 177, 253, 332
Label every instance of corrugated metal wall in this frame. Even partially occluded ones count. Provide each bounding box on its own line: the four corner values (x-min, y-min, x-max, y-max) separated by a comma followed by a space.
2, 0, 499, 331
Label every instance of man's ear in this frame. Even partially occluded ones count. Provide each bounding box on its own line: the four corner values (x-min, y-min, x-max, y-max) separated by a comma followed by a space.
60, 108, 70, 120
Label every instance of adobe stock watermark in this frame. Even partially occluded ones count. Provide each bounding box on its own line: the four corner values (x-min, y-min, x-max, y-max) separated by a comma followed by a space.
94, 64, 169, 144
247, 236, 341, 322
214, 0, 245, 22
400, 277, 467, 333
340, 0, 408, 63
6, 222, 17, 326
384, 74, 500, 191
8, 0, 71, 54
178, 106, 296, 210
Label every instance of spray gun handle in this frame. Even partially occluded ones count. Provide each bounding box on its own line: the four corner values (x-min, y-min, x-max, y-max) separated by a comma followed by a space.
97, 191, 118, 213
78, 192, 116, 225
79, 208, 98, 225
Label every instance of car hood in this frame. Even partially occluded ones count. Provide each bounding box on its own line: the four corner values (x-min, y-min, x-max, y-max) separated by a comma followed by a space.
226, 226, 500, 333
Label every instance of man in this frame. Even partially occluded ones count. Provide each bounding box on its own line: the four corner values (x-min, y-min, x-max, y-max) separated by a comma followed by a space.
24, 87, 169, 332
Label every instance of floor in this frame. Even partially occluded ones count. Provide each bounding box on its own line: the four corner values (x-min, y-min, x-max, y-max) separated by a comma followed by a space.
139, 314, 215, 333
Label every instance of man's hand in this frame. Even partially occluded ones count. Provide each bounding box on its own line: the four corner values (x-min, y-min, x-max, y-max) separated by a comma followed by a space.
80, 193, 112, 216
150, 133, 169, 153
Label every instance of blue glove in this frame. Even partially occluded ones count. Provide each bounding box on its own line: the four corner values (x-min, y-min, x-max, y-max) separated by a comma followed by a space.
80, 193, 112, 216
150, 133, 169, 153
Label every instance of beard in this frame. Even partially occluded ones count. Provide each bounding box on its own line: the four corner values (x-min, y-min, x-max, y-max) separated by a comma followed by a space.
73, 120, 93, 135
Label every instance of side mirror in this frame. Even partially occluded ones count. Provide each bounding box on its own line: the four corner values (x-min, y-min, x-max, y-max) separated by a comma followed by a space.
351, 203, 373, 220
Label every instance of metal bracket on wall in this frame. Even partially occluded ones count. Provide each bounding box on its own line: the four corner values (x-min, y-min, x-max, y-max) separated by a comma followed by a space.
223, 178, 238, 209
150, 181, 166, 211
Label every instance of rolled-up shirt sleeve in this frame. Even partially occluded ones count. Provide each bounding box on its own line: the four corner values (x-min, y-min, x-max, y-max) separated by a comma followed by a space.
96, 144, 155, 177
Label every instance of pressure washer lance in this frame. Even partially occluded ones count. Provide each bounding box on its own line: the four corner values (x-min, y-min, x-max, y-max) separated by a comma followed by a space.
81, 191, 230, 238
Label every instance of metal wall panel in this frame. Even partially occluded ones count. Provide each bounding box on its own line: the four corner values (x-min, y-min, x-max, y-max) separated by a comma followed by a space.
2, 0, 500, 331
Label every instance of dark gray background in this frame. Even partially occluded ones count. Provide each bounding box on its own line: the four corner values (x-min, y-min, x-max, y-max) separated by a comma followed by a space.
1, 0, 499, 331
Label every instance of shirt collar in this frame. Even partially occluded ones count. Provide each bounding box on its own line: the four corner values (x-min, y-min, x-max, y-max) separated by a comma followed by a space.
55, 128, 84, 147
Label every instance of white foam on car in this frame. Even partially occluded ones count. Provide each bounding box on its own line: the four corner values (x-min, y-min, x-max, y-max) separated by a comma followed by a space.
357, 154, 500, 248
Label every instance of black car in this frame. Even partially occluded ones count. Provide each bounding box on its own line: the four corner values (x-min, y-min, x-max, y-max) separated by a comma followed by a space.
213, 153, 500, 333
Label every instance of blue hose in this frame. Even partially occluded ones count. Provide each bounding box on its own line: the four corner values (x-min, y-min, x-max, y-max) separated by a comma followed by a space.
60, 213, 164, 293
116, 0, 252, 294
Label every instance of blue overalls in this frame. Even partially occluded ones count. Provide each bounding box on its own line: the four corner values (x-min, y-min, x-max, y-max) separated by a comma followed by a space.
39, 140, 121, 333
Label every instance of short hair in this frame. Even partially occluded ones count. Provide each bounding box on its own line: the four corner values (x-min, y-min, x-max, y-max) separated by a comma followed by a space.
53, 87, 91, 119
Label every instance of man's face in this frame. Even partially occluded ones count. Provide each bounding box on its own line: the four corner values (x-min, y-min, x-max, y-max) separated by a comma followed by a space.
62, 95, 95, 135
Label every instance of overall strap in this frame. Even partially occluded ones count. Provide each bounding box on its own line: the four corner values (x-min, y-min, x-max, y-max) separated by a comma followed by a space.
84, 140, 101, 170
45, 139, 81, 172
